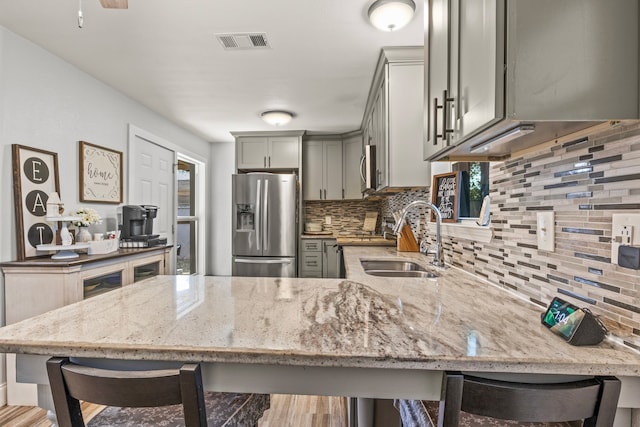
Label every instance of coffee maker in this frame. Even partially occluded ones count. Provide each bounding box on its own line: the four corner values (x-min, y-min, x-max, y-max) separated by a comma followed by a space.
118, 205, 166, 247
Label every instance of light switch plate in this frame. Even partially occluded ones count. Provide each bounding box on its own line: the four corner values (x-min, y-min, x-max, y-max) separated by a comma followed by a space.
611, 214, 640, 264
537, 212, 555, 252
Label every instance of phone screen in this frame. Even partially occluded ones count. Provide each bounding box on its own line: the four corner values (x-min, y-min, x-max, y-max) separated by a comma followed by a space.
542, 297, 584, 339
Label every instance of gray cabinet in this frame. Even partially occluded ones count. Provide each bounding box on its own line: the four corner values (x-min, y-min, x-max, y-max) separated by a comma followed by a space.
234, 133, 301, 170
362, 47, 430, 192
342, 132, 364, 200
322, 240, 339, 279
303, 139, 343, 200
423, 0, 452, 160
299, 239, 338, 278
425, 0, 639, 160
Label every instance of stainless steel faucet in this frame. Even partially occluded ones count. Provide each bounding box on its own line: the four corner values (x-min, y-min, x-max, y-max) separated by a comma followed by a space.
393, 200, 445, 268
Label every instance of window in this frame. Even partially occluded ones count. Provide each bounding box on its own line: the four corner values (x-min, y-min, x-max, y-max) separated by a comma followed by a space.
176, 160, 197, 275
453, 162, 490, 219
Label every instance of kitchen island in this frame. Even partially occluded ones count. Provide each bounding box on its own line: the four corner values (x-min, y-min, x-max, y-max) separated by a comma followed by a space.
1, 246, 640, 425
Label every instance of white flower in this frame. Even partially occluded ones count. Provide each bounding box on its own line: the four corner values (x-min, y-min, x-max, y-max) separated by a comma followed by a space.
73, 208, 103, 227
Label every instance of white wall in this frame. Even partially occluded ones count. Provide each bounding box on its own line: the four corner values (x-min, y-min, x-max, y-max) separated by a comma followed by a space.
208, 140, 234, 275
0, 25, 211, 392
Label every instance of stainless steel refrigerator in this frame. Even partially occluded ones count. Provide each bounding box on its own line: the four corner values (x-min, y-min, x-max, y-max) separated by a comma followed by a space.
232, 173, 297, 277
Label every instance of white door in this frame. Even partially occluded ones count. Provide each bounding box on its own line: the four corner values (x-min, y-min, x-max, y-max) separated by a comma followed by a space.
130, 135, 175, 246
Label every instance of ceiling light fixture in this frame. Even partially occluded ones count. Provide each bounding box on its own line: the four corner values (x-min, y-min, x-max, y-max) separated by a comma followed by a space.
261, 110, 293, 126
368, 0, 416, 32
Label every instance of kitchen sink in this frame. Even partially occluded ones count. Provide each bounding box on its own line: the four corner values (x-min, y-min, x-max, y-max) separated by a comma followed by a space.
365, 270, 439, 278
360, 259, 439, 279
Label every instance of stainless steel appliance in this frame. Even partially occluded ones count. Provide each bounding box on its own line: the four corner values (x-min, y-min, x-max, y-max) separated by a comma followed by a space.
232, 173, 297, 277
360, 144, 376, 194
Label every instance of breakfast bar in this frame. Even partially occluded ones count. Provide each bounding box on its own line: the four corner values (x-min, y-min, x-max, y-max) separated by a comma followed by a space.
1, 246, 640, 425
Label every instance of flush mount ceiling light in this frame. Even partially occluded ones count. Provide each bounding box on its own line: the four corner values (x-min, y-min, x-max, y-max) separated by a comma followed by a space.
368, 0, 416, 32
261, 110, 293, 126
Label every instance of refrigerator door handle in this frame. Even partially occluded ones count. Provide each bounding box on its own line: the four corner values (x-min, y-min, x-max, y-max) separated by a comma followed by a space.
255, 179, 261, 251
263, 178, 269, 251
234, 258, 293, 265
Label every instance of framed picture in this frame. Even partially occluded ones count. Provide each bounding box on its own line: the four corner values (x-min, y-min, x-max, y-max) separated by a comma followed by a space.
12, 144, 60, 260
431, 171, 461, 223
79, 141, 123, 204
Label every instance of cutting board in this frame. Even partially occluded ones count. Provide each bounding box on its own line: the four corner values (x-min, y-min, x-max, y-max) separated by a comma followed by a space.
397, 224, 419, 252
363, 211, 378, 232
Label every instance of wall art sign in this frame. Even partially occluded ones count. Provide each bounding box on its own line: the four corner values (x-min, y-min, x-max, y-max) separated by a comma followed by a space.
79, 141, 123, 204
431, 171, 460, 223
12, 144, 60, 260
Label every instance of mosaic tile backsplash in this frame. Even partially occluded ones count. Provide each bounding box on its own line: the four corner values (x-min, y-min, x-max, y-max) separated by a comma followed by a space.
303, 199, 383, 235
389, 122, 640, 350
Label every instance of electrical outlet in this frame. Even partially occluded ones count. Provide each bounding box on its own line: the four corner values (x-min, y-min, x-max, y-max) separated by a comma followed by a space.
537, 212, 555, 252
325, 216, 332, 225
611, 214, 640, 264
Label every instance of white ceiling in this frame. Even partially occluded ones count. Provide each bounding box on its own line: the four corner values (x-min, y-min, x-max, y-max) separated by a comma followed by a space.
0, 0, 424, 143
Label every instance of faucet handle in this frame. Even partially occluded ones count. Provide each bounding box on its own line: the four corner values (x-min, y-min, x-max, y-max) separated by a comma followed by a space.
419, 238, 429, 255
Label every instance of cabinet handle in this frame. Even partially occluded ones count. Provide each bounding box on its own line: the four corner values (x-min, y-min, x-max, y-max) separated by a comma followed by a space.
433, 97, 442, 145
441, 89, 455, 141
268, 156, 271, 167
319, 189, 322, 199
342, 188, 345, 199
324, 189, 327, 199
433, 91, 454, 144
263, 156, 266, 167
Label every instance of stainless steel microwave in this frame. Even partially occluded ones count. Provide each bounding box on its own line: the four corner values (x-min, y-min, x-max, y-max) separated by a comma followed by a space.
360, 144, 376, 194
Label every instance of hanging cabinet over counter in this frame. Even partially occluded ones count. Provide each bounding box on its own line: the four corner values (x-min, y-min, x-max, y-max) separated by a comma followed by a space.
362, 46, 430, 192
233, 131, 304, 171
303, 138, 343, 201
424, 0, 639, 161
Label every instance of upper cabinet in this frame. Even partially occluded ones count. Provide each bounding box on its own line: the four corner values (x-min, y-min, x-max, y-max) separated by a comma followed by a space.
301, 132, 364, 201
233, 131, 303, 171
362, 47, 430, 192
342, 132, 364, 200
425, 0, 639, 160
303, 138, 343, 201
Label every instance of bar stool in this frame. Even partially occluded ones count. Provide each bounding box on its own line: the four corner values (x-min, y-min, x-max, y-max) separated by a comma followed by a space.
429, 372, 621, 427
48, 357, 268, 427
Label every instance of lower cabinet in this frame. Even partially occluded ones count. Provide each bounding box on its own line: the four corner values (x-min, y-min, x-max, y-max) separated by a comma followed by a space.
299, 239, 339, 278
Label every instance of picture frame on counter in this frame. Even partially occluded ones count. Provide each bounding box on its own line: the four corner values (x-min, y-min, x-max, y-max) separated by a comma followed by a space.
431, 171, 460, 223
79, 141, 123, 204
11, 144, 60, 260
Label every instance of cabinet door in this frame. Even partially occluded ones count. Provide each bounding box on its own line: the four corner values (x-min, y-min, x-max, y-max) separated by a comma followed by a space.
372, 81, 387, 190
237, 137, 269, 169
323, 140, 343, 200
342, 134, 363, 200
424, 0, 452, 159
455, 0, 504, 143
322, 240, 339, 278
268, 136, 299, 168
303, 140, 324, 200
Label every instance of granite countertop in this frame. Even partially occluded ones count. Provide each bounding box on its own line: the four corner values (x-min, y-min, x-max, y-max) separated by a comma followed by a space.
0, 246, 639, 376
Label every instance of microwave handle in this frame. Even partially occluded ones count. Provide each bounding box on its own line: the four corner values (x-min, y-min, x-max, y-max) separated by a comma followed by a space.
359, 154, 366, 183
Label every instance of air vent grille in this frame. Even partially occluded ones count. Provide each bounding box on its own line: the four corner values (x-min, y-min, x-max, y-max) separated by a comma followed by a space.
216, 33, 271, 50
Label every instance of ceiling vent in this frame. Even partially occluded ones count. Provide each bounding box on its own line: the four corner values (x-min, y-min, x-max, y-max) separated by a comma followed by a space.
216, 33, 271, 50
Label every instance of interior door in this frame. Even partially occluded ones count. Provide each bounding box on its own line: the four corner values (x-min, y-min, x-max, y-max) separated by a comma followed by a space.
130, 135, 175, 246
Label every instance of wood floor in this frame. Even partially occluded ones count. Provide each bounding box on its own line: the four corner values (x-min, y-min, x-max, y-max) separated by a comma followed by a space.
0, 394, 348, 427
